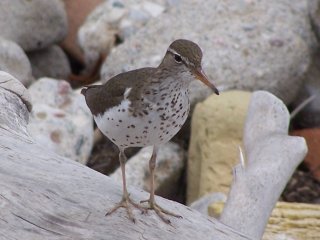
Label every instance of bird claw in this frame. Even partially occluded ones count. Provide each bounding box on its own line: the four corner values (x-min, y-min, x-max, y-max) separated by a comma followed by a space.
140, 199, 182, 224
106, 196, 147, 223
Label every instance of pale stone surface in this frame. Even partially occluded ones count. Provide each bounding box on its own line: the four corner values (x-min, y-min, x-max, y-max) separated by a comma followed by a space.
101, 0, 315, 104
0, 0, 67, 51
27, 45, 71, 80
187, 91, 252, 204
27, 78, 93, 164
220, 91, 307, 239
78, 0, 174, 72
78, 1, 126, 72
0, 38, 33, 86
61, 0, 104, 64
111, 142, 185, 197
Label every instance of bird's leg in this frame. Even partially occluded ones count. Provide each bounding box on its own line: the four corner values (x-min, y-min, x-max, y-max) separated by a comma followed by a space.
106, 149, 146, 223
140, 146, 182, 224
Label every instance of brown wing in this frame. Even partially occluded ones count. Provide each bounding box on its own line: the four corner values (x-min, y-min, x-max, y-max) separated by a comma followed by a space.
81, 67, 156, 116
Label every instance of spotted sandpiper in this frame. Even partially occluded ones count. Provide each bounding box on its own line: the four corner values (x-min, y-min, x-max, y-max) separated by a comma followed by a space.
81, 39, 219, 224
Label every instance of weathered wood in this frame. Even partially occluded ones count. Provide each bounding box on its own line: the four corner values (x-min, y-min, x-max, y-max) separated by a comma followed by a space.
210, 201, 320, 240
0, 73, 249, 239
220, 91, 307, 239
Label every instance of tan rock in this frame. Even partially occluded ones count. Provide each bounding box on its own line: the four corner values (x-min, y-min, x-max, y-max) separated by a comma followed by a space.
187, 90, 251, 204
209, 201, 320, 240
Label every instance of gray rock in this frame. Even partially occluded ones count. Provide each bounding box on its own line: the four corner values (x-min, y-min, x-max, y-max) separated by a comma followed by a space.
110, 142, 185, 197
0, 38, 33, 86
0, 0, 67, 51
27, 78, 94, 164
101, 0, 316, 104
27, 45, 71, 80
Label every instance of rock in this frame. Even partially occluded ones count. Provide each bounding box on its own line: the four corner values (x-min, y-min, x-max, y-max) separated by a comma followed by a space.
291, 128, 320, 181
0, 0, 67, 51
27, 78, 93, 164
78, 1, 126, 72
78, 0, 169, 72
0, 38, 33, 86
110, 142, 185, 198
27, 45, 71, 80
290, 51, 320, 128
187, 90, 251, 204
61, 0, 104, 64
101, 0, 316, 104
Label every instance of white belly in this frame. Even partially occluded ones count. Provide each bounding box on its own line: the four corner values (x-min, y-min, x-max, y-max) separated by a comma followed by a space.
94, 95, 189, 149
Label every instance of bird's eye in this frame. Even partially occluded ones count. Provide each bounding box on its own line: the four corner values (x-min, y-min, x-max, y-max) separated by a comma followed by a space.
174, 54, 182, 63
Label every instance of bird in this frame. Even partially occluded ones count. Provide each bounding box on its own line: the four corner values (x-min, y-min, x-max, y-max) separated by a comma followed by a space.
81, 39, 219, 224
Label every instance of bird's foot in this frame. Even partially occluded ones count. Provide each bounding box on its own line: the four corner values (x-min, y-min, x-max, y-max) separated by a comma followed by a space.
140, 199, 182, 224
106, 195, 147, 223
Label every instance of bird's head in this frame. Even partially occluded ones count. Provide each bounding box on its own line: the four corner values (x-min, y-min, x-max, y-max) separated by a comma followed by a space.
160, 39, 219, 95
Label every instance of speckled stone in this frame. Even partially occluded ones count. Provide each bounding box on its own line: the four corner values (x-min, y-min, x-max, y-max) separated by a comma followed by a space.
77, 0, 172, 71
101, 0, 316, 104
27, 78, 93, 164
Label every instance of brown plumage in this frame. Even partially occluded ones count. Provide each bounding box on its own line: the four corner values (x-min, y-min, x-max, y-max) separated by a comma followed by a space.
81, 39, 218, 224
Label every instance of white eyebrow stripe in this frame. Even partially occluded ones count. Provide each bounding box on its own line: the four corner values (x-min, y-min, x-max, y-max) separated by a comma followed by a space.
167, 47, 195, 67
168, 47, 179, 55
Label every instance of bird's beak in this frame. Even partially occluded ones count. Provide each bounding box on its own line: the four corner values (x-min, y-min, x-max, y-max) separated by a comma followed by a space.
194, 68, 219, 95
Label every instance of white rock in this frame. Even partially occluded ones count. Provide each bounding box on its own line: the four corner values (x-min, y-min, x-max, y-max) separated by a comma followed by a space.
78, 2, 126, 72
101, 0, 316, 104
27, 78, 93, 164
142, 2, 165, 17
78, 0, 169, 71
0, 38, 33, 87
0, 0, 67, 51
27, 45, 71, 80
110, 142, 185, 197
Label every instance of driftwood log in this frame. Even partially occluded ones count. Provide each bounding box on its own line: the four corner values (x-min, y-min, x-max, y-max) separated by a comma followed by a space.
0, 73, 250, 239
0, 72, 307, 239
